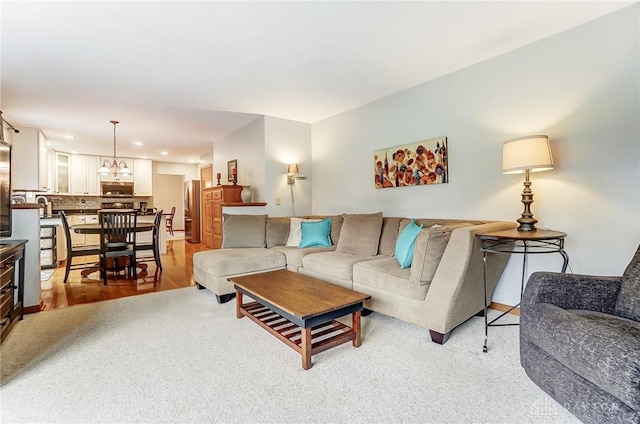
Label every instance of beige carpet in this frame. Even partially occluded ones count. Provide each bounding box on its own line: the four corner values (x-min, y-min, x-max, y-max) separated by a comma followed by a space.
0, 287, 579, 424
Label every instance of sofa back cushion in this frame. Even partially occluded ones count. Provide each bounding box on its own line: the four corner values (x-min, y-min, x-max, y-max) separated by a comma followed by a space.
409, 223, 473, 285
266, 217, 290, 248
222, 214, 267, 248
615, 244, 640, 321
329, 215, 344, 246
336, 212, 383, 257
378, 217, 401, 256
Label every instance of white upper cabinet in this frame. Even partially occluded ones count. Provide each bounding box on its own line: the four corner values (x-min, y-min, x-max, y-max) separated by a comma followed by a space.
54, 151, 70, 194
133, 159, 152, 196
70, 155, 101, 195
12, 128, 51, 191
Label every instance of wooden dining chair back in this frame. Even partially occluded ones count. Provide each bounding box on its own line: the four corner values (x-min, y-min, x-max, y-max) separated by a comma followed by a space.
166, 206, 176, 236
99, 210, 138, 285
135, 210, 163, 271
60, 211, 101, 283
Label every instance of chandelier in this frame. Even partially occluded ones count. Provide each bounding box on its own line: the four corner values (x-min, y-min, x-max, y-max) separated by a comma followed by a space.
98, 120, 131, 176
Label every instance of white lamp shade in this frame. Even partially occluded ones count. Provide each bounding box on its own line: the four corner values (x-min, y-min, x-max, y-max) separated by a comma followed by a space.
502, 135, 554, 174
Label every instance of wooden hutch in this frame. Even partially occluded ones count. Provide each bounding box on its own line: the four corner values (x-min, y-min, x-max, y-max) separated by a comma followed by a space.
202, 185, 266, 249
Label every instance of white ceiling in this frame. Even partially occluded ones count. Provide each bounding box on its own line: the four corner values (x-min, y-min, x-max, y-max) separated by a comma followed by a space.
1, 1, 630, 164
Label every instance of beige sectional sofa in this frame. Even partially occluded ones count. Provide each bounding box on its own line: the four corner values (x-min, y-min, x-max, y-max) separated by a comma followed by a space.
193, 212, 516, 344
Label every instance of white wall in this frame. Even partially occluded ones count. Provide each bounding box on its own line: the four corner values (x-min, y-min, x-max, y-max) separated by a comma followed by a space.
264, 116, 312, 217
213, 116, 313, 217
311, 5, 640, 306
8, 208, 40, 308
154, 162, 198, 180
152, 163, 187, 229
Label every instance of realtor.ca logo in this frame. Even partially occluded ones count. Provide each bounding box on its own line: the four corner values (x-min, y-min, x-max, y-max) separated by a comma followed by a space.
531, 397, 560, 421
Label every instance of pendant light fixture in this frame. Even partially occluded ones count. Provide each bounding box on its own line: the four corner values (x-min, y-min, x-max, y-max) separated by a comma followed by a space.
98, 120, 131, 176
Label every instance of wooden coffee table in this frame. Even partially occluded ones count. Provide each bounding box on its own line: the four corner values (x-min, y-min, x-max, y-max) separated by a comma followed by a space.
230, 269, 371, 370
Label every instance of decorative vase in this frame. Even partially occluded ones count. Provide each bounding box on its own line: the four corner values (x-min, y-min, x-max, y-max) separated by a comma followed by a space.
241, 186, 252, 203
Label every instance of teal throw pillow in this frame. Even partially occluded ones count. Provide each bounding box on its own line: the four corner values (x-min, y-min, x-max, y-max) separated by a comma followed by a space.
299, 218, 333, 248
394, 219, 423, 268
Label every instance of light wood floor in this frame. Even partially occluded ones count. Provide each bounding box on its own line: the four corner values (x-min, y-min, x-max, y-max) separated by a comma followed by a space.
40, 239, 209, 310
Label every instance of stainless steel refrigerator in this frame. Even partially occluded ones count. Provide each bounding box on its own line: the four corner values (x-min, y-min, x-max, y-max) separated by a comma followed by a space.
184, 180, 201, 243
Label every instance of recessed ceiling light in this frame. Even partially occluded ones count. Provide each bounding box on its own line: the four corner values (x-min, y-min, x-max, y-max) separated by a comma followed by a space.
133, 142, 143, 146
141, 156, 148, 159
160, 151, 168, 155
189, 159, 195, 163
63, 135, 74, 139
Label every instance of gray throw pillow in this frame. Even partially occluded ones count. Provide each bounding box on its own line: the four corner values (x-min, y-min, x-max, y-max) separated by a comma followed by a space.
266, 217, 290, 248
222, 214, 267, 248
615, 245, 640, 321
378, 217, 401, 256
335, 212, 383, 257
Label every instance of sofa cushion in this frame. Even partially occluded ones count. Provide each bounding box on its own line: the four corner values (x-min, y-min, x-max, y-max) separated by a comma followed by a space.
266, 217, 290, 248
353, 257, 429, 301
615, 245, 640, 321
329, 214, 344, 246
302, 251, 375, 282
527, 305, 640, 410
271, 245, 335, 269
193, 248, 285, 277
222, 214, 267, 248
286, 217, 322, 247
299, 218, 333, 248
378, 217, 401, 256
335, 212, 383, 257
394, 219, 423, 268
409, 225, 451, 285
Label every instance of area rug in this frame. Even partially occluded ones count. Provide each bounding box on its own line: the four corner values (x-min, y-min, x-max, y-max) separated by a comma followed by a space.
0, 287, 579, 424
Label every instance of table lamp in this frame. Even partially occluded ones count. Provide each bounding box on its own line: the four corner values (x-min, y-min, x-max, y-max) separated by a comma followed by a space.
502, 135, 554, 231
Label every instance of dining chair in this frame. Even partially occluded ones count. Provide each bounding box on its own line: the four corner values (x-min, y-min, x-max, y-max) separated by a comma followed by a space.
60, 211, 101, 283
135, 209, 163, 271
99, 210, 138, 285
166, 206, 176, 236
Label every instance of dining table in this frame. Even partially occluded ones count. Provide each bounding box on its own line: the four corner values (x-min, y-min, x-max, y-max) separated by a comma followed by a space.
72, 222, 154, 234
72, 222, 156, 278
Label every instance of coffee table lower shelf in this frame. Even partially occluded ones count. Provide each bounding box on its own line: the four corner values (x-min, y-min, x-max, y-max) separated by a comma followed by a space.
237, 297, 362, 370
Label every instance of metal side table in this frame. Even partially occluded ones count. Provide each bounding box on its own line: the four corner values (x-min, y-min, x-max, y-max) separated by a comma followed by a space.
477, 228, 568, 353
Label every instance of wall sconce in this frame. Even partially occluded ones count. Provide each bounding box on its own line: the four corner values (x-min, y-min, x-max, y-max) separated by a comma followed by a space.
502, 135, 554, 231
287, 163, 307, 185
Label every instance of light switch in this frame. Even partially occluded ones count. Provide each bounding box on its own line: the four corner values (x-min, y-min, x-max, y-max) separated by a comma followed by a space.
275, 196, 281, 205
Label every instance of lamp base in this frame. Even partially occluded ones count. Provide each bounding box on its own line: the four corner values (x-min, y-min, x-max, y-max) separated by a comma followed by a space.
516, 217, 538, 232
516, 170, 537, 232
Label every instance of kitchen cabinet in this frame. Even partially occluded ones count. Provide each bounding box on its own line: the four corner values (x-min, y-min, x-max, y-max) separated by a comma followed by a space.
99, 157, 133, 182
208, 185, 242, 249
202, 188, 215, 249
0, 240, 26, 343
71, 154, 101, 195
67, 214, 99, 246
54, 152, 71, 194
12, 128, 50, 191
133, 159, 152, 196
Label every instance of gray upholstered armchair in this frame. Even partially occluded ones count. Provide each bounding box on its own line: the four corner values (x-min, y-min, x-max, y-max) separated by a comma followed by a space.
520, 245, 640, 424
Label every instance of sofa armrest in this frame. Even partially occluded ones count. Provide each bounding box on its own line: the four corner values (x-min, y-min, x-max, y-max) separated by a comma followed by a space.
424, 221, 517, 334
522, 272, 622, 314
